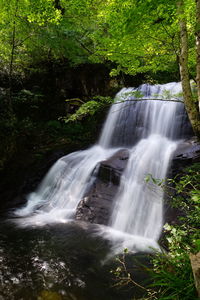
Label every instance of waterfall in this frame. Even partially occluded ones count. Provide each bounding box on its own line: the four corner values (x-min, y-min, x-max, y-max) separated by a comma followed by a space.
14, 146, 117, 225
110, 136, 177, 240
14, 82, 188, 251
109, 83, 182, 240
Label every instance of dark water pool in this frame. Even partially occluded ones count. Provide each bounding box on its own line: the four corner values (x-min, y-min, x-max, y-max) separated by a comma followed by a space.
0, 219, 141, 300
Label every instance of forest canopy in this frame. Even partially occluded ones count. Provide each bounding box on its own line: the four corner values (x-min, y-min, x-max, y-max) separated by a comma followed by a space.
0, 0, 199, 136
0, 0, 196, 75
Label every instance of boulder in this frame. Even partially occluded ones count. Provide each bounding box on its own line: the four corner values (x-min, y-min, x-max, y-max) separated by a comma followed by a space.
170, 137, 200, 176
75, 149, 129, 225
76, 137, 200, 227
163, 137, 200, 226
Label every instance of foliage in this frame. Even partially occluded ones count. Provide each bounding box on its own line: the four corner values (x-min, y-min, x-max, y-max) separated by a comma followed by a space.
111, 249, 156, 300
0, 0, 198, 82
148, 163, 200, 300
0, 91, 18, 169
85, 0, 196, 77
0, 0, 62, 74
87, 1, 178, 73
0, 0, 191, 76
61, 96, 113, 122
0, 0, 106, 74
63, 88, 186, 125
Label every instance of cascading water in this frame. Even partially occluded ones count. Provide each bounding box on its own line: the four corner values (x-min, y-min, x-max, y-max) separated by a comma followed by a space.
14, 146, 117, 225
110, 83, 182, 240
110, 136, 176, 240
14, 82, 189, 252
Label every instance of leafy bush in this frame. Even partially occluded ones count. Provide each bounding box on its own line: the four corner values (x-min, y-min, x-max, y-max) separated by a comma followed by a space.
148, 163, 200, 300
61, 96, 113, 122
112, 163, 200, 300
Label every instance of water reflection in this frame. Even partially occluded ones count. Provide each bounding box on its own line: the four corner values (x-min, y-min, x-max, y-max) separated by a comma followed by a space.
0, 220, 136, 300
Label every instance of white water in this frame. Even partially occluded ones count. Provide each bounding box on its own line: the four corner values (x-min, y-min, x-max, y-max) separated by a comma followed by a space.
110, 135, 177, 240
14, 146, 117, 225
110, 82, 182, 239
14, 82, 187, 252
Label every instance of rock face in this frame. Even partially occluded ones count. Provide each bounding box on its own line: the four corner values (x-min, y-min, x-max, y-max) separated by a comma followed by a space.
75, 149, 129, 225
0, 147, 75, 213
171, 137, 200, 175
163, 137, 200, 225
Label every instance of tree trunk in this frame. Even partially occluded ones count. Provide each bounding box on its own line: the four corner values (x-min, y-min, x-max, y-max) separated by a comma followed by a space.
8, 19, 16, 113
8, 0, 19, 114
196, 0, 200, 113
177, 0, 200, 137
190, 252, 200, 298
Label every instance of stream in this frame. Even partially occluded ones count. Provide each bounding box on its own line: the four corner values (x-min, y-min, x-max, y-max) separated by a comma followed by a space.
0, 82, 192, 299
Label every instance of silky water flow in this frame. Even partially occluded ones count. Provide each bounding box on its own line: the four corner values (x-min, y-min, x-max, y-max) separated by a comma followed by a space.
14, 82, 187, 254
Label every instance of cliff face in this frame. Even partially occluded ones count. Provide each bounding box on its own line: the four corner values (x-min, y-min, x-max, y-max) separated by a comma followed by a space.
163, 137, 200, 226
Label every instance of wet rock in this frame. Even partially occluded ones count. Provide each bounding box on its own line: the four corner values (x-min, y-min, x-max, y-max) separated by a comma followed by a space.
75, 149, 129, 225
170, 137, 200, 175
97, 149, 129, 185
0, 148, 73, 214
163, 137, 200, 227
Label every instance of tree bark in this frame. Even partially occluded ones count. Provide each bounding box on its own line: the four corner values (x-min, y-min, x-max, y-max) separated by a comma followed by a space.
177, 0, 200, 137
190, 252, 200, 298
196, 0, 200, 113
8, 0, 19, 113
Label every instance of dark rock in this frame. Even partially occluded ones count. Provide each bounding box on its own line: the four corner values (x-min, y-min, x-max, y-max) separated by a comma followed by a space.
170, 137, 200, 175
0, 146, 78, 214
98, 149, 129, 185
75, 149, 129, 225
76, 137, 200, 227
163, 137, 200, 234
